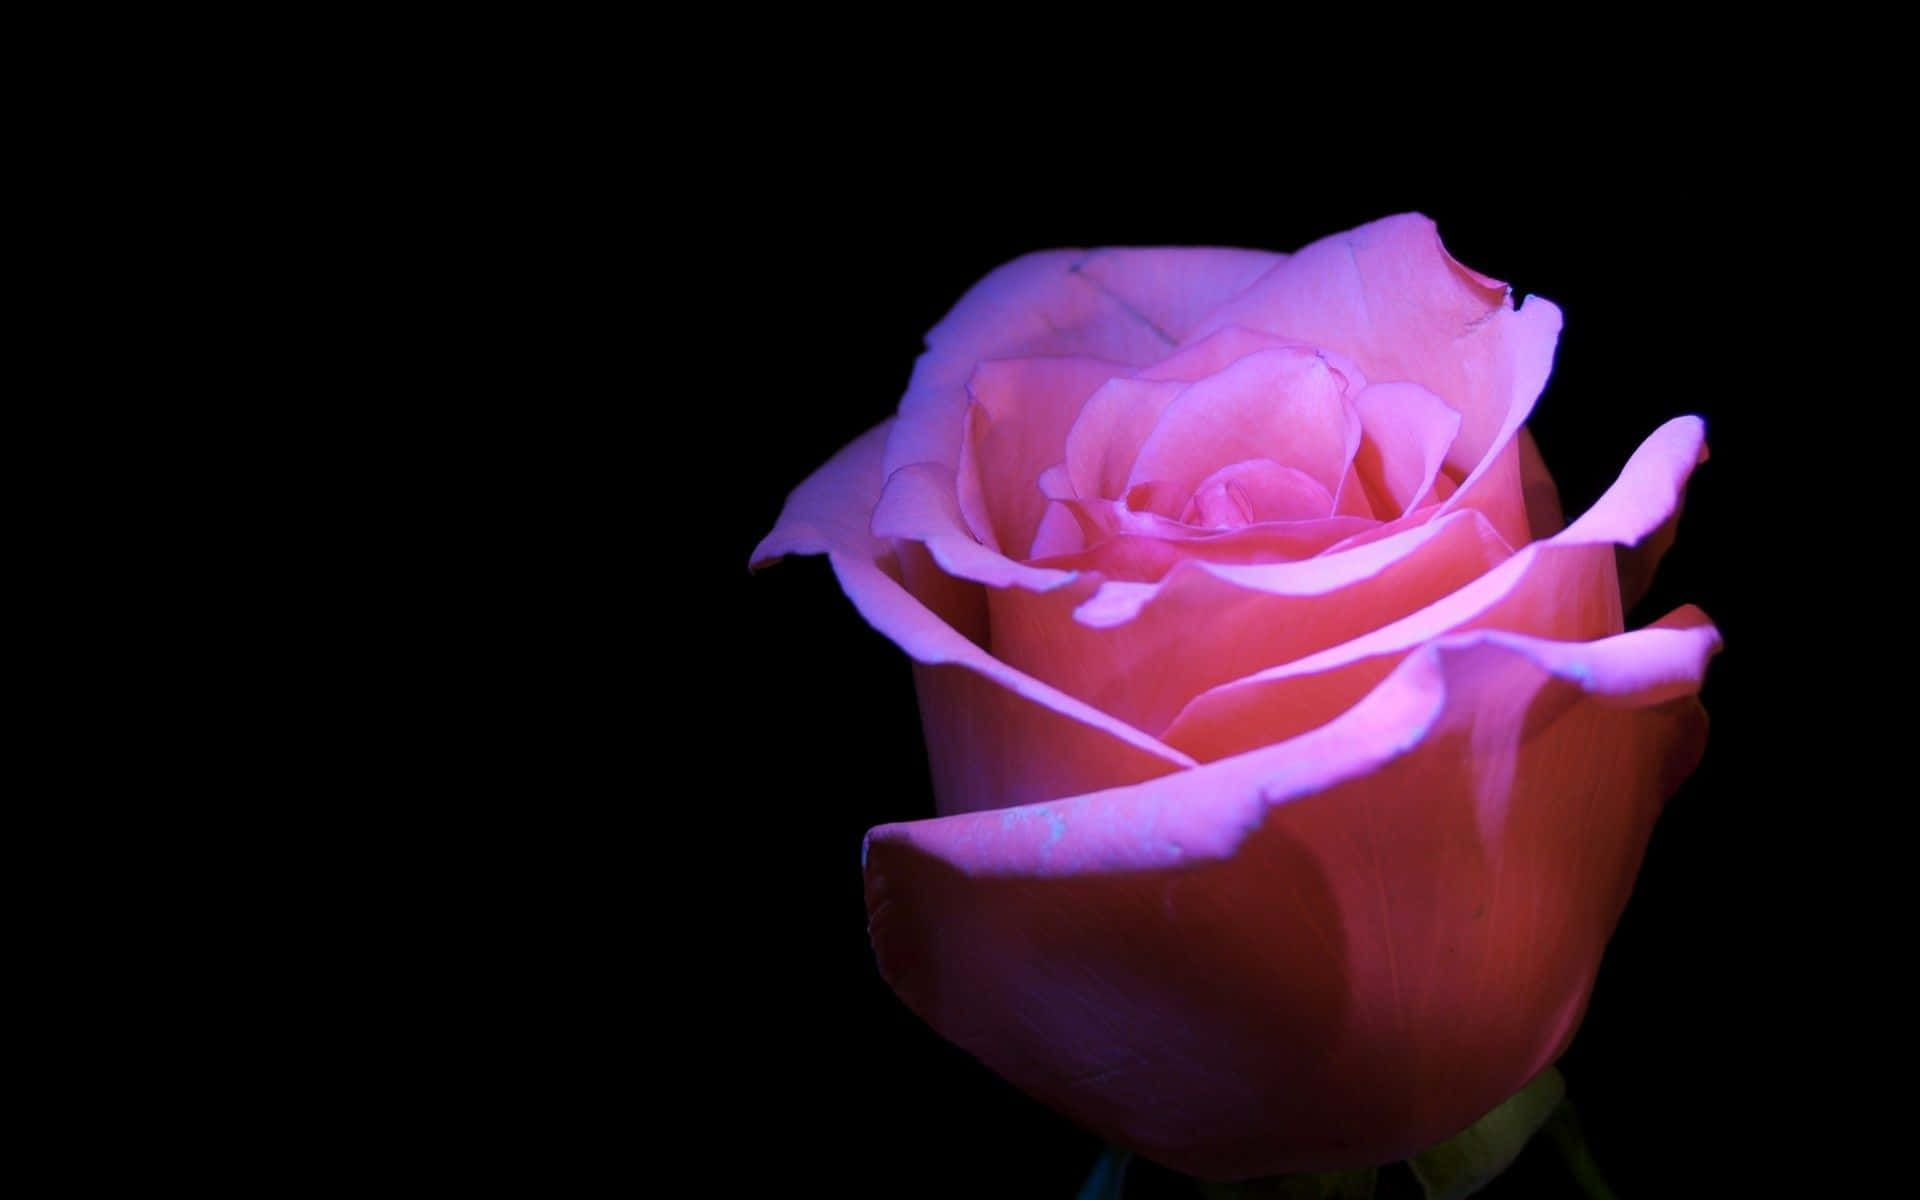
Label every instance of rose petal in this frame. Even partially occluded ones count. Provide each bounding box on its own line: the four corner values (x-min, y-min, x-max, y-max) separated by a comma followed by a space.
1186, 214, 1563, 549
958, 355, 1130, 553
1180, 460, 1335, 527
1518, 428, 1564, 540
1162, 542, 1620, 760
988, 510, 1510, 734
1032, 516, 1381, 581
1560, 414, 1706, 550
885, 249, 1284, 482
1140, 327, 1370, 392
1351, 382, 1463, 518
1063, 376, 1189, 501
1127, 347, 1363, 501
1187, 214, 1505, 473
1070, 247, 1282, 344
863, 614, 1718, 1180
1330, 463, 1377, 519
873, 462, 1079, 593
1428, 296, 1563, 547
1162, 417, 1708, 761
1028, 500, 1086, 559
754, 421, 1195, 813
1071, 508, 1511, 629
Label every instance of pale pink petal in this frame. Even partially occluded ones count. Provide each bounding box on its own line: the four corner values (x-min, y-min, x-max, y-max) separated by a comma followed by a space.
1064, 335, 1372, 506
1583, 418, 1707, 612
1128, 348, 1363, 500
1518, 427, 1564, 539
1162, 418, 1710, 761
1188, 214, 1514, 473
1180, 460, 1334, 527
1028, 500, 1086, 559
755, 421, 1195, 810
1163, 541, 1622, 760
1351, 382, 1462, 518
1185, 479, 1254, 527
1072, 509, 1512, 628
871, 462, 1079, 593
1429, 296, 1563, 548
1186, 215, 1563, 550
1070, 247, 1283, 343
1559, 416, 1707, 545
1036, 462, 1075, 500
959, 355, 1132, 554
1063, 376, 1189, 500
752, 421, 897, 569
886, 249, 1297, 482
864, 616, 1718, 1180
989, 510, 1510, 734
1140, 328, 1370, 392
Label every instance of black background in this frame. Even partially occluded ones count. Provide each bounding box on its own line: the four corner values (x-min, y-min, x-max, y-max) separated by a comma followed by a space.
700, 157, 1820, 1196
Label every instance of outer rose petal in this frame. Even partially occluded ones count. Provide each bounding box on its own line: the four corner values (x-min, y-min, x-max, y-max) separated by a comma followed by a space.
753, 421, 1194, 813
1162, 417, 1708, 761
863, 612, 1720, 1181
1518, 427, 1564, 540
884, 249, 1278, 483
1071, 247, 1282, 344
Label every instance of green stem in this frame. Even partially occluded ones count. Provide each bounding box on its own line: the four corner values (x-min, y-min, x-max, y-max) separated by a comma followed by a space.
1077, 1146, 1132, 1200
1541, 1101, 1619, 1200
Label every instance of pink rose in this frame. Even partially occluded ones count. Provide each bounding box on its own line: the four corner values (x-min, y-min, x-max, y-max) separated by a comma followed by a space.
752, 213, 1717, 1181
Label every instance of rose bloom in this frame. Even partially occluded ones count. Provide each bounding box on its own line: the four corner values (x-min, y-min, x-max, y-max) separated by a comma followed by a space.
752, 213, 1717, 1181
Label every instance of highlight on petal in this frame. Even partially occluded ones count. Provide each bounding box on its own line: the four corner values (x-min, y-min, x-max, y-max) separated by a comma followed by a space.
752, 421, 897, 569
883, 251, 1178, 481
1070, 507, 1512, 629
754, 419, 1195, 815
1160, 416, 1711, 761
988, 510, 1511, 735
871, 462, 1079, 594
1559, 416, 1707, 545
863, 616, 1718, 1180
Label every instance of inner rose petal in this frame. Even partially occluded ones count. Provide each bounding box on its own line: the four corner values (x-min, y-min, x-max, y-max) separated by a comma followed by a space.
1351, 381, 1463, 518
1179, 460, 1334, 527
1126, 347, 1363, 503
1062, 376, 1188, 501
959, 355, 1132, 553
